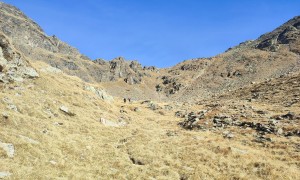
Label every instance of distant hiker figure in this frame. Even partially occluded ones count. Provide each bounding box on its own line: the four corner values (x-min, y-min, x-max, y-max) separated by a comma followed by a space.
128, 98, 131, 103
123, 98, 127, 103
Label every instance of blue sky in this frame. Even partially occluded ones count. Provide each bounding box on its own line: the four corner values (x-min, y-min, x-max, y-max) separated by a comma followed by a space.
2, 0, 300, 67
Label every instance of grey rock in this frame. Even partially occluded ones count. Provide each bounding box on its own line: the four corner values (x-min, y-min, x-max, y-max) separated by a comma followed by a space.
148, 102, 162, 111
179, 110, 207, 129
59, 106, 75, 116
166, 130, 178, 137
255, 136, 272, 143
49, 160, 57, 165
175, 110, 187, 118
282, 112, 296, 120
133, 107, 140, 112
40, 66, 62, 73
99, 118, 126, 127
7, 104, 18, 112
0, 33, 38, 83
84, 85, 114, 102
213, 115, 234, 127
0, 172, 11, 178
21, 67, 39, 78
19, 135, 39, 144
1, 112, 9, 119
53, 122, 63, 126
223, 131, 235, 139
0, 141, 15, 158
277, 128, 284, 135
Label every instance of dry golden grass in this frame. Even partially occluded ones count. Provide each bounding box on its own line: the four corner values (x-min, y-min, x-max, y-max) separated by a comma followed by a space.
0, 61, 299, 179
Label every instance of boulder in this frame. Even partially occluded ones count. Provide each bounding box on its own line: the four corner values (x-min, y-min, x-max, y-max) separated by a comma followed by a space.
21, 67, 39, 78
0, 33, 39, 83
84, 85, 114, 102
59, 106, 76, 116
99, 118, 126, 127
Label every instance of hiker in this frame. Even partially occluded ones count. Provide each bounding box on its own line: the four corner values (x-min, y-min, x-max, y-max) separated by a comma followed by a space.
123, 98, 127, 103
128, 98, 131, 103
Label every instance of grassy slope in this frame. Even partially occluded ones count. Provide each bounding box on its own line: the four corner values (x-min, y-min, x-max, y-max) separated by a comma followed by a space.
0, 61, 299, 179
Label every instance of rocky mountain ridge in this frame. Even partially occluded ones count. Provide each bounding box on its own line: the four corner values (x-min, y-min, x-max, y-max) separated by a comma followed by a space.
156, 15, 300, 101
1, 2, 300, 103
0, 2, 155, 86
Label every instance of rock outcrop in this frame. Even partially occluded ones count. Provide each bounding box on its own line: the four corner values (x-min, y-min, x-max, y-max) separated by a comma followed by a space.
255, 16, 300, 54
0, 33, 38, 83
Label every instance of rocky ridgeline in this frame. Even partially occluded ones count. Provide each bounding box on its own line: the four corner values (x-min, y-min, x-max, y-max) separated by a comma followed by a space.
0, 2, 81, 58
255, 16, 300, 54
0, 2, 156, 86
0, 33, 38, 83
1, 2, 300, 102
158, 16, 300, 102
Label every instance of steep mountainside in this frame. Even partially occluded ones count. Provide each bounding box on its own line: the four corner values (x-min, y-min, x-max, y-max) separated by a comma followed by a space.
0, 2, 162, 99
156, 16, 300, 102
1, 2, 299, 102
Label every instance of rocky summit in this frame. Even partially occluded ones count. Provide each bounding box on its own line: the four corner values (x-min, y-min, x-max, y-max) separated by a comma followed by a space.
0, 2, 299, 179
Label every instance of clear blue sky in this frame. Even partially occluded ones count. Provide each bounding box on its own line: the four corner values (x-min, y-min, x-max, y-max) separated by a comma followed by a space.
2, 0, 300, 67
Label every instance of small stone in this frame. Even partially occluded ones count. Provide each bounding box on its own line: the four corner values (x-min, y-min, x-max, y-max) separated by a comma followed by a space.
0, 172, 11, 178
223, 131, 235, 139
255, 136, 272, 143
2, 112, 9, 119
0, 142, 15, 158
166, 130, 178, 137
53, 122, 63, 126
277, 128, 283, 135
49, 160, 57, 165
256, 110, 268, 115
7, 104, 18, 112
99, 118, 126, 127
42, 129, 49, 134
59, 106, 76, 116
